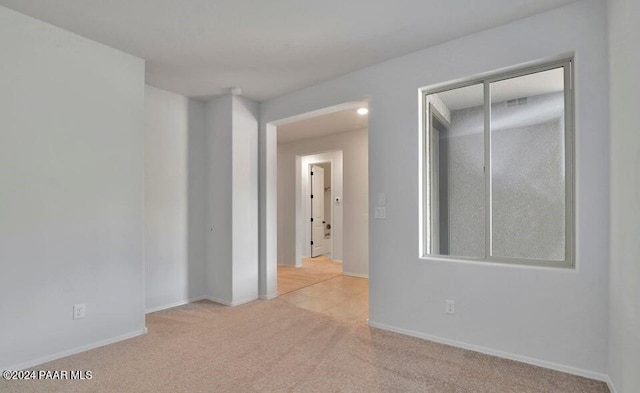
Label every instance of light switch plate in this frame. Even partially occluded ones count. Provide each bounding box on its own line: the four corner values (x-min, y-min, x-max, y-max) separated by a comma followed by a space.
374, 206, 386, 219
377, 193, 386, 206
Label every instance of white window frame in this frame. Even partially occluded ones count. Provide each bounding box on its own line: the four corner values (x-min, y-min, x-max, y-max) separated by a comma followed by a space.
419, 59, 575, 268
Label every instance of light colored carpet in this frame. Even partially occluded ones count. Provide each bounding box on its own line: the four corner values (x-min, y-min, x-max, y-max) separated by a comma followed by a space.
2, 299, 609, 393
278, 256, 342, 295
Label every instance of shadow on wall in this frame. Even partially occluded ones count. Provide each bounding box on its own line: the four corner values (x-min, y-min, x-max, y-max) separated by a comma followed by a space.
144, 86, 208, 313
187, 100, 207, 300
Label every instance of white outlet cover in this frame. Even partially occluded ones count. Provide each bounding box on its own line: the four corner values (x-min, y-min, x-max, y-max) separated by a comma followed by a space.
73, 304, 86, 320
445, 300, 455, 315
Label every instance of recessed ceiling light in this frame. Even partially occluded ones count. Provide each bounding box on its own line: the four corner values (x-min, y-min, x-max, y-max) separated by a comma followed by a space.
357, 107, 369, 115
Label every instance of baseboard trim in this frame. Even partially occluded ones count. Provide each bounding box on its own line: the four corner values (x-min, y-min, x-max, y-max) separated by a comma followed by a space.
343, 271, 368, 279
259, 292, 278, 300
606, 377, 619, 393
333, 259, 343, 263
205, 295, 259, 307
145, 296, 207, 314
205, 295, 232, 306
368, 320, 609, 383
230, 296, 259, 306
6, 328, 146, 371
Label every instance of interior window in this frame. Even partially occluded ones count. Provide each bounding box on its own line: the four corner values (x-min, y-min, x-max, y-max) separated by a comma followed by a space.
422, 60, 574, 267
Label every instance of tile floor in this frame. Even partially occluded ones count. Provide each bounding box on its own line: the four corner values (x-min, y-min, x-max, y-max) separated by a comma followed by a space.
277, 256, 343, 295
276, 274, 369, 323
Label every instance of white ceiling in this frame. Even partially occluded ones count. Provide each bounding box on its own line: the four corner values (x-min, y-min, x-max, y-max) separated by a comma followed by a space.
278, 106, 368, 144
0, 0, 575, 101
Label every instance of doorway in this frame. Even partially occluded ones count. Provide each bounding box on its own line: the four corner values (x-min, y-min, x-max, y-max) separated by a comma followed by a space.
260, 100, 369, 299
277, 150, 343, 295
310, 163, 331, 258
297, 151, 342, 267
268, 101, 369, 322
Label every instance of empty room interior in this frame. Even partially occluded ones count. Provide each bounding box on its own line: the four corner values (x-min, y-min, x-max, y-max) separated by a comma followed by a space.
0, 1, 638, 393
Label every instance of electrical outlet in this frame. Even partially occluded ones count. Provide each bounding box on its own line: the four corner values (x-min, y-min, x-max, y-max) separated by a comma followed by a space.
445, 300, 455, 315
377, 193, 386, 206
374, 206, 386, 219
73, 304, 86, 320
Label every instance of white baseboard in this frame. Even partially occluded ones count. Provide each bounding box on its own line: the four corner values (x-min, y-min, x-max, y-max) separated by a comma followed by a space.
368, 320, 609, 383
6, 328, 146, 371
145, 296, 207, 314
259, 292, 279, 300
606, 377, 619, 393
205, 295, 258, 307
230, 296, 259, 306
333, 259, 343, 263
343, 271, 368, 279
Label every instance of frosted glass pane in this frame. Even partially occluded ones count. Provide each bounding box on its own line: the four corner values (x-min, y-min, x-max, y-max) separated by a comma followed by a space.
426, 83, 484, 258
489, 68, 566, 261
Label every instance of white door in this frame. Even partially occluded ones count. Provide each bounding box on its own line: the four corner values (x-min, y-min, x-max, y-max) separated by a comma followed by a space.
310, 165, 326, 257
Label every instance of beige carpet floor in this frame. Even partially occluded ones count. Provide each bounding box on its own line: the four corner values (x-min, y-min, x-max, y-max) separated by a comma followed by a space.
2, 299, 609, 393
278, 256, 342, 295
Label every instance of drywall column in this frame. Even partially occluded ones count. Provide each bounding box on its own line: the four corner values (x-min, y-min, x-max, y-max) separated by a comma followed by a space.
205, 94, 259, 305
608, 0, 640, 392
205, 95, 234, 303
231, 96, 260, 304
259, 122, 279, 299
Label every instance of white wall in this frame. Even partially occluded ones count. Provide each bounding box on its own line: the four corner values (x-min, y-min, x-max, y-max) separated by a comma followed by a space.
608, 0, 640, 391
205, 94, 259, 305
187, 96, 208, 306
231, 96, 260, 304
259, 123, 279, 299
261, 0, 609, 377
205, 95, 234, 302
0, 5, 145, 370
144, 86, 206, 313
278, 129, 369, 277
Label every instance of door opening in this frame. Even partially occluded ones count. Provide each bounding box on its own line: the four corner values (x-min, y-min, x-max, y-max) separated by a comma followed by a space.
310, 163, 333, 257
265, 100, 369, 306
